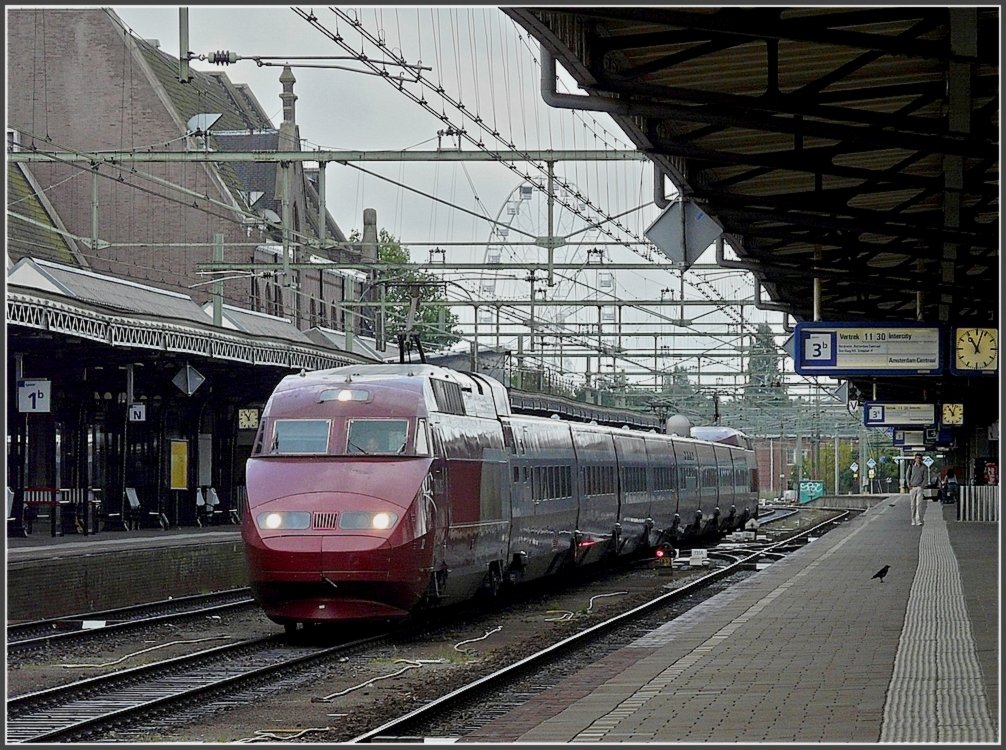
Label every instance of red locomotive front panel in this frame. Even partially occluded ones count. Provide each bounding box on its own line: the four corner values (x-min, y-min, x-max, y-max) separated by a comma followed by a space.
244, 456, 436, 622
242, 373, 440, 625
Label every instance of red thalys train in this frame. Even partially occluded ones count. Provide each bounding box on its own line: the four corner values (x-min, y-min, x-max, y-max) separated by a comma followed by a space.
242, 364, 758, 629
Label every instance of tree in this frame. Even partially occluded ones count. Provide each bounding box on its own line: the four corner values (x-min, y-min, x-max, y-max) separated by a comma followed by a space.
349, 229, 461, 350
741, 322, 790, 432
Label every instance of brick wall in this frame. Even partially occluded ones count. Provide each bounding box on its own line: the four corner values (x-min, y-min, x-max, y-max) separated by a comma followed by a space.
755, 438, 803, 497
7, 9, 355, 328
7, 540, 249, 620
8, 11, 249, 297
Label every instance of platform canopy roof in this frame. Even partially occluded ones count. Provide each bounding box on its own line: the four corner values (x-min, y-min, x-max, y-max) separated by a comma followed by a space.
506, 6, 999, 410
506, 7, 999, 327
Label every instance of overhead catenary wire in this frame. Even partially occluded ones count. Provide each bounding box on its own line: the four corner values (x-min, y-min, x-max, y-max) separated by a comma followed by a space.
21, 8, 808, 400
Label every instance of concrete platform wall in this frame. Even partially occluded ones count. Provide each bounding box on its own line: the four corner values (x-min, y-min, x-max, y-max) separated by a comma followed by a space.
7, 541, 248, 621
804, 494, 891, 510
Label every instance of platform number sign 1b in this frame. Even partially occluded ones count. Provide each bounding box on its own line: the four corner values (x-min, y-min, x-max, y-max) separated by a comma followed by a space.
17, 379, 51, 413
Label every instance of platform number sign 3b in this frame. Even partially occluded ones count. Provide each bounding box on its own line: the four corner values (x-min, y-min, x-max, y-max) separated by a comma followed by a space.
17, 379, 51, 413
802, 331, 836, 365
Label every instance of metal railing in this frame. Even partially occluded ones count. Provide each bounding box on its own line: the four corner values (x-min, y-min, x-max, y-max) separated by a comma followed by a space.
958, 485, 1000, 522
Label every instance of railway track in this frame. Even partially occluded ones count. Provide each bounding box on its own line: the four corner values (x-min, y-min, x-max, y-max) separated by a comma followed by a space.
7, 509, 847, 743
349, 513, 847, 743
7, 589, 255, 656
5, 629, 394, 743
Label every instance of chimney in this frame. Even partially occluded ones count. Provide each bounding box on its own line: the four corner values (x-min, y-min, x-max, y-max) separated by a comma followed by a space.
279, 66, 297, 125
362, 208, 379, 264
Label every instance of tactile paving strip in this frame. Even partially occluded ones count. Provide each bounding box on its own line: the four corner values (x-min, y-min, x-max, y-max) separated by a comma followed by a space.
880, 506, 998, 742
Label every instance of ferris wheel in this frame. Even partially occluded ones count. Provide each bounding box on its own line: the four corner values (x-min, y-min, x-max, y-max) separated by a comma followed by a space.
470, 180, 620, 373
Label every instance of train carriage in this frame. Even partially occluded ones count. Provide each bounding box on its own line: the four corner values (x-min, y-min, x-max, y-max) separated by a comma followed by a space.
242, 364, 757, 630
568, 423, 619, 567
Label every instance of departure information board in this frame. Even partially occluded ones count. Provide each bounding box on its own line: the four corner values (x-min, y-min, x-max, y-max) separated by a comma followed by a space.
794, 322, 942, 376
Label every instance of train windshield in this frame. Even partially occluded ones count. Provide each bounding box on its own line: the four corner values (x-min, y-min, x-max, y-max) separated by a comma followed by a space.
270, 419, 331, 454
346, 419, 410, 455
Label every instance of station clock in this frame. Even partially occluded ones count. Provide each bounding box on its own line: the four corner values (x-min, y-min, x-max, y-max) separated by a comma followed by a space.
237, 408, 260, 430
941, 403, 964, 427
952, 327, 998, 374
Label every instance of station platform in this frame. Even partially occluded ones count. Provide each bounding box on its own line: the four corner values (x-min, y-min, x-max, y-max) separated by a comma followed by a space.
463, 496, 1000, 744
5, 525, 245, 621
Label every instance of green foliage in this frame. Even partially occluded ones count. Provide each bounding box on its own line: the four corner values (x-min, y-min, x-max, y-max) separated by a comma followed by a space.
745, 322, 789, 407
349, 228, 461, 349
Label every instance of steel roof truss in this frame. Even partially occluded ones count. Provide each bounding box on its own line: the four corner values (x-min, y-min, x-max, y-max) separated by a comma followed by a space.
578, 7, 959, 59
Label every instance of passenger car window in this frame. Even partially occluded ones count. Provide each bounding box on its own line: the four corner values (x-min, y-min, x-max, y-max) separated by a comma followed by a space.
270, 419, 331, 454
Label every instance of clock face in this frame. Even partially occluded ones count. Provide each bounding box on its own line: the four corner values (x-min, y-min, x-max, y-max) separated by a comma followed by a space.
954, 327, 998, 373
238, 408, 260, 430
941, 403, 963, 426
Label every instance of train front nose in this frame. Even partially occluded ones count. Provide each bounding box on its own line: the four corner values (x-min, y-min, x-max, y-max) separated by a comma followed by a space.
242, 484, 434, 622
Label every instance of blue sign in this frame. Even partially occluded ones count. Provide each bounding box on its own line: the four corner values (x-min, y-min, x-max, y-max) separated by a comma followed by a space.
794, 321, 943, 376
863, 401, 935, 427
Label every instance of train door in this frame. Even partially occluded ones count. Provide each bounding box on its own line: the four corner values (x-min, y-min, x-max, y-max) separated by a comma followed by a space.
713, 445, 735, 513
612, 434, 649, 555
696, 443, 719, 520
570, 426, 617, 562
501, 419, 531, 580
646, 437, 677, 545
428, 422, 450, 589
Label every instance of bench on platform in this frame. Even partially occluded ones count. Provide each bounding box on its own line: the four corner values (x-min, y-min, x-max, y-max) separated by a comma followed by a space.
23, 487, 66, 537
123, 487, 169, 530
196, 487, 227, 526
207, 487, 226, 524
57, 488, 102, 534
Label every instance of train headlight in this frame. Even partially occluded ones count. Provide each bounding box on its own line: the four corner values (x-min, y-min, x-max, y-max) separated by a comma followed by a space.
339, 511, 399, 531
256, 511, 311, 530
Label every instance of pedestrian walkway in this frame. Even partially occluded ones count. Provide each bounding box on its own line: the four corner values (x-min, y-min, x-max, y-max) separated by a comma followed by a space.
463, 495, 999, 743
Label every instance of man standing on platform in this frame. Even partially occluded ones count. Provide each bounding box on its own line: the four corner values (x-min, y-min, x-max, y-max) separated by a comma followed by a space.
906, 453, 928, 526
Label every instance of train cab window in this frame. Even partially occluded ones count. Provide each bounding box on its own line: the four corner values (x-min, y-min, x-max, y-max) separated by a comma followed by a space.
415, 419, 430, 456
270, 419, 331, 454
346, 419, 409, 455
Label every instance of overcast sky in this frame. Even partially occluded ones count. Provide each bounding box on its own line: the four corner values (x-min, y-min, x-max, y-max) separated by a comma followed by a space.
109, 5, 791, 391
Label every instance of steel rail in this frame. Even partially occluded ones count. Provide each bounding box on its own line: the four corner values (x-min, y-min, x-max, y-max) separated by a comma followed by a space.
5, 628, 399, 744
7, 592, 255, 655
8, 588, 252, 638
351, 513, 848, 742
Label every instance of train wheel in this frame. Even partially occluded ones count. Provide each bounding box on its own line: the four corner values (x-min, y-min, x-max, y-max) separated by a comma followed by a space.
484, 565, 503, 598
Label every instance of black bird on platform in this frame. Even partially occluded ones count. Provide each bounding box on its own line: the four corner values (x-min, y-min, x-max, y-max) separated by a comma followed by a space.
871, 565, 891, 583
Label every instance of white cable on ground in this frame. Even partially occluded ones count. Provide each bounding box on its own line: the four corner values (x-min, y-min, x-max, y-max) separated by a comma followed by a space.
453, 625, 502, 651
59, 636, 232, 668
317, 659, 446, 701
237, 727, 331, 743
545, 610, 575, 622
585, 591, 628, 614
